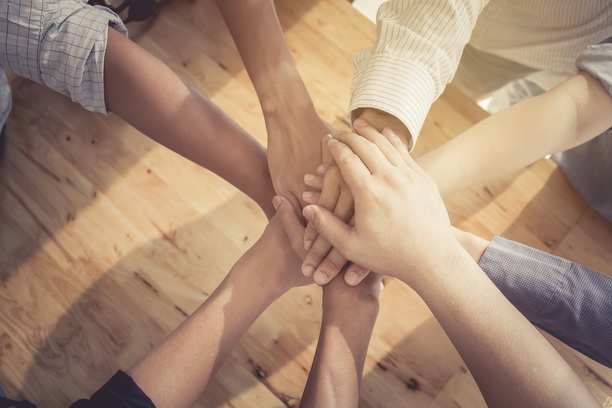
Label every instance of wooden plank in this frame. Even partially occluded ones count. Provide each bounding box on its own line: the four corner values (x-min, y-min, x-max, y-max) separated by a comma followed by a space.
0, 0, 610, 405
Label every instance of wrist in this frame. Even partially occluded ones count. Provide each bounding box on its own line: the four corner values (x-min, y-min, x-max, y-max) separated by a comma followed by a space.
404, 239, 474, 296
257, 62, 314, 117
451, 227, 490, 263
392, 235, 464, 290
322, 284, 380, 325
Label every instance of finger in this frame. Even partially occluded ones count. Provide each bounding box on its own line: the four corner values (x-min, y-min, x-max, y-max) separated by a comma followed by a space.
304, 173, 324, 190
304, 168, 341, 249
302, 191, 321, 205
382, 127, 409, 157
330, 133, 390, 178
312, 248, 350, 285
325, 137, 372, 191
378, 126, 425, 175
305, 170, 354, 252
343, 262, 371, 286
316, 164, 327, 176
352, 119, 405, 167
301, 205, 352, 276
273, 195, 306, 258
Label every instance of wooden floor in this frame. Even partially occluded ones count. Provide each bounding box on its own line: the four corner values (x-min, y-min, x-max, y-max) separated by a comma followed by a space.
0, 0, 611, 406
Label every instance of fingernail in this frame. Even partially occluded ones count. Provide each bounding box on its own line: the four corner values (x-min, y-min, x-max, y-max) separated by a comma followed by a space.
272, 196, 282, 209
304, 240, 313, 250
303, 206, 314, 221
304, 174, 315, 182
316, 165, 327, 175
302, 191, 313, 200
323, 134, 333, 141
314, 271, 328, 285
302, 265, 314, 277
353, 118, 367, 127
346, 271, 358, 286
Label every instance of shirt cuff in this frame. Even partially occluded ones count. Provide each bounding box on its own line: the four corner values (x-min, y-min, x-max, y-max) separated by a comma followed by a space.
349, 53, 436, 151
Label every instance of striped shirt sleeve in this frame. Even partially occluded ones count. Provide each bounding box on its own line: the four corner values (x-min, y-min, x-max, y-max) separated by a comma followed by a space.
350, 0, 488, 149
479, 236, 612, 368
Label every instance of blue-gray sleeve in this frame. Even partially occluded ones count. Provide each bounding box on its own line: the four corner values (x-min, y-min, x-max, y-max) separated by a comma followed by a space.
478, 236, 612, 368
576, 36, 612, 97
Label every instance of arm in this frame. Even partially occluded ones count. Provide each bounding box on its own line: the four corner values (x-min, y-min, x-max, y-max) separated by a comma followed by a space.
104, 28, 275, 217
276, 196, 381, 408
300, 123, 599, 407
300, 273, 380, 408
453, 227, 612, 367
418, 71, 612, 196
213, 0, 333, 210
125, 215, 309, 408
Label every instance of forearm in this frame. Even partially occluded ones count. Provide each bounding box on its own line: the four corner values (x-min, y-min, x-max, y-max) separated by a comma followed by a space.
418, 72, 612, 196
300, 295, 379, 408
104, 28, 275, 216
408, 242, 599, 408
214, 0, 314, 116
126, 222, 295, 408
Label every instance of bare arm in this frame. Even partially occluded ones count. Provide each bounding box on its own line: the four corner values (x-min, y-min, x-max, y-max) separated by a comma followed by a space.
275, 196, 380, 408
299, 273, 380, 408
214, 0, 332, 210
125, 215, 308, 408
418, 71, 612, 196
300, 124, 599, 407
104, 28, 275, 217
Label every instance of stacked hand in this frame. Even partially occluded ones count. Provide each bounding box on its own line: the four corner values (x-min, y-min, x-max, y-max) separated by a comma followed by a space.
276, 120, 455, 286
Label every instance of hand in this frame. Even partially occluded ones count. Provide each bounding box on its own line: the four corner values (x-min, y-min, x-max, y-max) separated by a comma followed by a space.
301, 164, 371, 286
250, 210, 313, 292
266, 110, 334, 212
300, 114, 411, 286
300, 121, 455, 285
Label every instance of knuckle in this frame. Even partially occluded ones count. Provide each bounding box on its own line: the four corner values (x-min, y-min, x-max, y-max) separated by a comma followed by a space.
323, 254, 346, 272
308, 243, 331, 261
341, 153, 361, 166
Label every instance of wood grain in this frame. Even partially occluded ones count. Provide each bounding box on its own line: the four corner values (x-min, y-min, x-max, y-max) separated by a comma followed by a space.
0, 0, 610, 406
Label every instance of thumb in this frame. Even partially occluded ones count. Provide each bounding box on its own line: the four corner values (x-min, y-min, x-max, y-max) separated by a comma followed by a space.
302, 205, 352, 255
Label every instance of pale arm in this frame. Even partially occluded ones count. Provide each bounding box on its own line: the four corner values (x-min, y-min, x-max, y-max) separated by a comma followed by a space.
418, 71, 612, 196
411, 243, 600, 408
301, 125, 599, 407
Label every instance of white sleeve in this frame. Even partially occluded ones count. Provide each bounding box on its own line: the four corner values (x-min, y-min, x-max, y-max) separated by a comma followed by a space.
350, 0, 488, 149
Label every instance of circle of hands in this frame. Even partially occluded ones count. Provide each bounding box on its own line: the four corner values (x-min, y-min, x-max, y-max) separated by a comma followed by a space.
270, 117, 452, 296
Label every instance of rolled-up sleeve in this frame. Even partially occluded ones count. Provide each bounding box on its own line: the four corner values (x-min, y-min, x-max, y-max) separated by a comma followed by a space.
350, 0, 488, 149
479, 236, 612, 368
